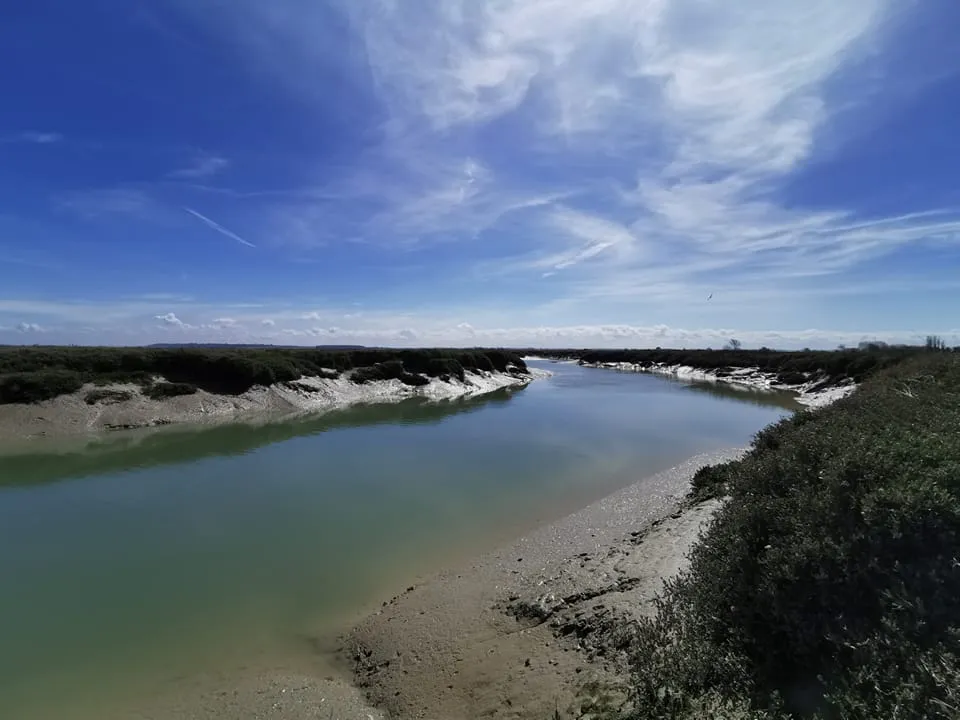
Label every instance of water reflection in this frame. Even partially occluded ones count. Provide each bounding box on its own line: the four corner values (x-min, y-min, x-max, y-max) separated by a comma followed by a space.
0, 389, 518, 488
679, 379, 802, 410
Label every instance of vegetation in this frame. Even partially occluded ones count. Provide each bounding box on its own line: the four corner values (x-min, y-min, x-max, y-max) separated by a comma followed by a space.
351, 360, 431, 387
569, 346, 937, 386
0, 347, 528, 405
623, 354, 960, 719
0, 370, 84, 404
84, 388, 134, 405
143, 381, 198, 400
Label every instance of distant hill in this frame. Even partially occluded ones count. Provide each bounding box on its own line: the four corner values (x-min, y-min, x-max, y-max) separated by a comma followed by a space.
147, 343, 368, 350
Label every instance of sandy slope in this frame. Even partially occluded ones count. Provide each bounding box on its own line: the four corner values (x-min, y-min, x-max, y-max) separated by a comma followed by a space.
338, 451, 742, 720
582, 361, 856, 408
0, 368, 549, 441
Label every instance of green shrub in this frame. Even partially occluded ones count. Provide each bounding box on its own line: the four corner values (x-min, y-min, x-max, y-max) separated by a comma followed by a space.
351, 360, 405, 384
576, 347, 923, 385
0, 346, 529, 403
399, 372, 430, 387
689, 463, 732, 501
0, 370, 84, 404
144, 382, 198, 399
626, 355, 960, 719
84, 388, 134, 405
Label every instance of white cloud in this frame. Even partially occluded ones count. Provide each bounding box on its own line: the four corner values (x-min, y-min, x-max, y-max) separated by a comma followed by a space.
2, 131, 63, 144
155, 312, 191, 329
20, 131, 62, 144
168, 154, 230, 179
15, 322, 43, 332
183, 207, 256, 248
262, 318, 276, 326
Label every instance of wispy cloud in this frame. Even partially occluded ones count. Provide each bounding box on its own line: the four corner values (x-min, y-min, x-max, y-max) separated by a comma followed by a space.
58, 188, 158, 219
3, 293, 958, 348
3, 131, 63, 144
171, 1, 960, 296
168, 154, 230, 179
183, 207, 256, 248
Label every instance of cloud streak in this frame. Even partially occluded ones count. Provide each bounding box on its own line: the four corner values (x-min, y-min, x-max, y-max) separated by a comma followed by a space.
168, 154, 230, 179
2, 131, 63, 144
183, 207, 256, 248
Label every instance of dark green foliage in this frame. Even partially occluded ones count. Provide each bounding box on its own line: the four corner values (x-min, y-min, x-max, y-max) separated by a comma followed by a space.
0, 370, 84, 404
144, 381, 198, 399
84, 388, 134, 405
0, 346, 528, 404
553, 346, 930, 386
350, 360, 431, 387
689, 463, 732, 501
626, 355, 960, 719
776, 371, 808, 386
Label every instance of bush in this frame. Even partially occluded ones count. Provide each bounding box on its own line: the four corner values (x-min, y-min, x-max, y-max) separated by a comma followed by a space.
573, 346, 924, 386
399, 372, 430, 387
84, 389, 134, 405
144, 382, 198, 399
0, 370, 84, 404
776, 371, 808, 386
626, 355, 960, 718
0, 346, 529, 403
689, 463, 732, 501
351, 360, 405, 384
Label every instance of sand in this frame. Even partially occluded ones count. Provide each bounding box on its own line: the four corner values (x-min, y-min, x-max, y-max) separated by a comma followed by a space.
335, 450, 742, 720
0, 368, 549, 442
581, 361, 856, 408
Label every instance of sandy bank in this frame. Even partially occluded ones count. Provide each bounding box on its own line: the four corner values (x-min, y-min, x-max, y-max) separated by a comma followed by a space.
581, 361, 855, 408
0, 368, 550, 441
336, 450, 742, 720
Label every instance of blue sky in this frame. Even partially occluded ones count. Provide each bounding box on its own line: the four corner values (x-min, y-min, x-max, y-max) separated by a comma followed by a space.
2, 0, 959, 349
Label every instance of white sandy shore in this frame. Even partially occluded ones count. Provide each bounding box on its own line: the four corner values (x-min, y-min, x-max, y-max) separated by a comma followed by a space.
582, 361, 856, 408
0, 367, 552, 441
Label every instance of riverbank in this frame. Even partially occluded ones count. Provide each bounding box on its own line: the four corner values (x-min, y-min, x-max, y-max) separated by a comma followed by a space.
331, 355, 960, 718
334, 450, 742, 720
0, 368, 547, 440
580, 360, 854, 408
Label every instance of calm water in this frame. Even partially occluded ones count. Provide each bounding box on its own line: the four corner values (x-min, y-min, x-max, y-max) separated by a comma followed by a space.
0, 362, 798, 718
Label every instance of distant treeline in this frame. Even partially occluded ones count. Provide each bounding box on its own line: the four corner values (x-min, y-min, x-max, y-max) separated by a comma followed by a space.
0, 347, 527, 405
527, 346, 941, 386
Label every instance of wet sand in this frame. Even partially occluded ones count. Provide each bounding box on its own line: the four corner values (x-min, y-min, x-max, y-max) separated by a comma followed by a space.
335, 450, 741, 720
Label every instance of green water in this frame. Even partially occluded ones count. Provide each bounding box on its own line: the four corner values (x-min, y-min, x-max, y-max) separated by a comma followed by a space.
0, 362, 798, 718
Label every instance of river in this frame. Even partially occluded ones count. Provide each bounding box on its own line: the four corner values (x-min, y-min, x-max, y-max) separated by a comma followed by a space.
0, 360, 799, 719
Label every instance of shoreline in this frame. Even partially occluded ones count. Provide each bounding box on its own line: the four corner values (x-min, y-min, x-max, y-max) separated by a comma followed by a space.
580, 360, 856, 408
333, 449, 744, 720
0, 368, 549, 442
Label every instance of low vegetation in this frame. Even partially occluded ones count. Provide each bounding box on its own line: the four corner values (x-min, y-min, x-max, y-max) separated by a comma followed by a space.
0, 347, 528, 405
622, 354, 960, 718
545, 345, 943, 386
84, 388, 134, 405
143, 381, 198, 400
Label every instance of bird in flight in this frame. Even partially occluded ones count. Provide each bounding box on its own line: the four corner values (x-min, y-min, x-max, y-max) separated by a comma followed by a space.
707, 293, 713, 301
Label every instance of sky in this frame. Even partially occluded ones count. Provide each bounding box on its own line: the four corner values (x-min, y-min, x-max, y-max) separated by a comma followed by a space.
2, 0, 960, 349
